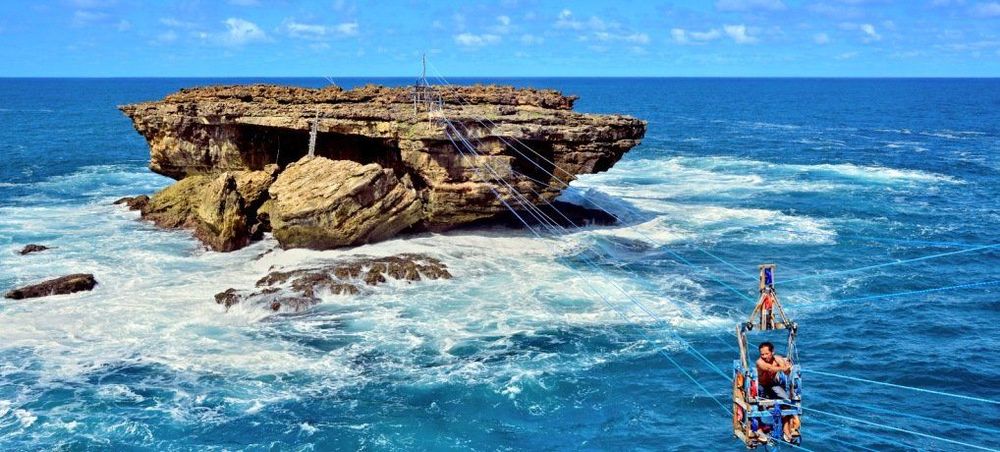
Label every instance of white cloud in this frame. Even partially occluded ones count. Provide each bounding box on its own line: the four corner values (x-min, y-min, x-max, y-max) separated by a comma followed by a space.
335, 22, 359, 36
836, 51, 859, 60
202, 18, 268, 46
671, 28, 722, 45
715, 0, 786, 11
491, 15, 512, 34
691, 29, 722, 41
155, 30, 178, 44
116, 19, 131, 31
555, 9, 582, 29
971, 2, 1000, 17
454, 33, 500, 47
161, 18, 199, 29
281, 20, 358, 39
71, 10, 109, 27
554, 9, 609, 31
860, 23, 881, 41
807, 3, 863, 19
723, 24, 758, 44
671, 28, 689, 44
814, 32, 830, 44
596, 31, 650, 44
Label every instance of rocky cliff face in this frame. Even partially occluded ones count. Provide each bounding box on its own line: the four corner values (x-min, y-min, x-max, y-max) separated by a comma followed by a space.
120, 84, 645, 251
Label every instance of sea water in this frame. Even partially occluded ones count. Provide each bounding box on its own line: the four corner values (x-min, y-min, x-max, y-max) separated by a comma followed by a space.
0, 78, 998, 451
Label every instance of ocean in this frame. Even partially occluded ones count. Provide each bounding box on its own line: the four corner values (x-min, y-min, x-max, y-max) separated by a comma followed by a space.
1, 78, 998, 451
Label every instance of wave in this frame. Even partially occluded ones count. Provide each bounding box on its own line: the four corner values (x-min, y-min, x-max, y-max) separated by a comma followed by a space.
873, 128, 988, 139
587, 156, 960, 189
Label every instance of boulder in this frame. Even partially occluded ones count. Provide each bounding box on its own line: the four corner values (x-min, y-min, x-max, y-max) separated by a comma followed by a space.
18, 244, 49, 255
5, 273, 98, 299
139, 166, 279, 251
268, 157, 423, 249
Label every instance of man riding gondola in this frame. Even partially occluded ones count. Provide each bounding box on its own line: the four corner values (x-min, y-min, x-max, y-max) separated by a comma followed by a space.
756, 341, 792, 400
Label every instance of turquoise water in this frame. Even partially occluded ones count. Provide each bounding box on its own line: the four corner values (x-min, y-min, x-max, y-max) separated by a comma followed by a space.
0, 78, 998, 451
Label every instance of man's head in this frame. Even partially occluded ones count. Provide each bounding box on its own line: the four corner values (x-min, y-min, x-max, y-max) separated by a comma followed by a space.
759, 342, 775, 361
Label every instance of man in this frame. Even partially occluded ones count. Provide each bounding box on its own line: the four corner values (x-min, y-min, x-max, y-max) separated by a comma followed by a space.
756, 341, 792, 400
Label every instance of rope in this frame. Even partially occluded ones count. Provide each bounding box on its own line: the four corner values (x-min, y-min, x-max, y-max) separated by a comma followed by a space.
445, 117, 733, 380
424, 73, 998, 451
807, 279, 1000, 307
445, 118, 731, 379
806, 369, 1000, 406
824, 398, 1000, 436
428, 72, 760, 304
441, 106, 884, 452
805, 406, 1000, 452
779, 243, 1000, 285
443, 122, 732, 413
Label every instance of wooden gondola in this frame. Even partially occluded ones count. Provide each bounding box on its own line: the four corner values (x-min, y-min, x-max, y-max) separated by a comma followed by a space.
733, 264, 803, 449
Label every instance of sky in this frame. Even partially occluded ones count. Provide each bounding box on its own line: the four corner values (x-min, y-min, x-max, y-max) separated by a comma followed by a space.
0, 0, 998, 77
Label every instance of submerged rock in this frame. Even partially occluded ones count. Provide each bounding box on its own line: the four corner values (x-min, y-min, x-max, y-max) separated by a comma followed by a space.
120, 84, 646, 251
5, 273, 98, 299
216, 254, 451, 312
113, 195, 150, 211
18, 244, 50, 255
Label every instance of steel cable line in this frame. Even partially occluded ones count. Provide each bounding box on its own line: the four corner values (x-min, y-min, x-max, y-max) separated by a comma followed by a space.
442, 117, 823, 452
436, 104, 878, 452
441, 117, 730, 380
778, 244, 1000, 285
441, 121, 731, 412
421, 74, 997, 450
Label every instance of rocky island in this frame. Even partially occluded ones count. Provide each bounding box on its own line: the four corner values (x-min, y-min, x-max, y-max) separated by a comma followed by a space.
119, 84, 646, 251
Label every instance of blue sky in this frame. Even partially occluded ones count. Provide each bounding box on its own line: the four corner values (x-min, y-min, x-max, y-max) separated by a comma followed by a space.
0, 0, 998, 77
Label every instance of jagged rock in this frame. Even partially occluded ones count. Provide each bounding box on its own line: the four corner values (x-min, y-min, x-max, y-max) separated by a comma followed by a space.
113, 195, 149, 211
120, 84, 645, 251
268, 157, 424, 249
18, 244, 49, 255
5, 273, 98, 299
139, 166, 278, 251
216, 254, 450, 312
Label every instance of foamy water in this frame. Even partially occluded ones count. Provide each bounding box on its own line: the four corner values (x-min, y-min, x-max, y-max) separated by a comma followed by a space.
1, 78, 998, 451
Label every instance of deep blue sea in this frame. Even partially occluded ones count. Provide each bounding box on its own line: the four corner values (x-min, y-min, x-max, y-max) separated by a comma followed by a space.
1, 78, 998, 451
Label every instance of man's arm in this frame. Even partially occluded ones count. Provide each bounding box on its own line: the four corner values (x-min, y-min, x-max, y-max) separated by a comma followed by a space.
756, 356, 793, 373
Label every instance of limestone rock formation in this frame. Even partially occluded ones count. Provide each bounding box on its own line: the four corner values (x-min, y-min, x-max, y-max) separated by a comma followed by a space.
216, 254, 451, 312
5, 273, 98, 299
120, 84, 646, 250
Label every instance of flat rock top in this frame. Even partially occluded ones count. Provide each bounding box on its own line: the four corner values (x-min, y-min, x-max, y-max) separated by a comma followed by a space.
154, 84, 578, 110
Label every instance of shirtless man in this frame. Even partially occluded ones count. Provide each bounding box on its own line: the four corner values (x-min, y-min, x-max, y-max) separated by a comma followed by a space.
756, 341, 792, 400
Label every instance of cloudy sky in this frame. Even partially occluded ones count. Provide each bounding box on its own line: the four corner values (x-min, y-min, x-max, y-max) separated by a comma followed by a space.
0, 0, 998, 77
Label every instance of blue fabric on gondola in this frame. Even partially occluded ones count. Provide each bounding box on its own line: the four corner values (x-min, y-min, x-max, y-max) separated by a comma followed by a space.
764, 268, 773, 285
770, 405, 783, 440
